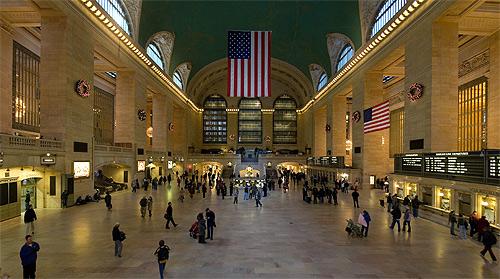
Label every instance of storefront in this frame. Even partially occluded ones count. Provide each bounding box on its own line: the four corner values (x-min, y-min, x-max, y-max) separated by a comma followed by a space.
21, 178, 39, 211
405, 183, 417, 198
421, 186, 433, 206
457, 192, 472, 216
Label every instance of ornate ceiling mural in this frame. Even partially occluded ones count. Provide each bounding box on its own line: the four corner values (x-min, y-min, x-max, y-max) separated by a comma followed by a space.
139, 1, 361, 79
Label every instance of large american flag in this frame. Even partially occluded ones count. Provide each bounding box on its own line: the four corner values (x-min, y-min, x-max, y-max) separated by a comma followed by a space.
227, 31, 271, 97
363, 101, 390, 133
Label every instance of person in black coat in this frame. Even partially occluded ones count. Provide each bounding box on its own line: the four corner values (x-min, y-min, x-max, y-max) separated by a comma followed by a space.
352, 189, 360, 208
164, 202, 178, 229
390, 206, 402, 232
205, 208, 216, 240
24, 205, 37, 235
480, 227, 497, 261
104, 192, 112, 210
332, 188, 338, 205
112, 223, 124, 257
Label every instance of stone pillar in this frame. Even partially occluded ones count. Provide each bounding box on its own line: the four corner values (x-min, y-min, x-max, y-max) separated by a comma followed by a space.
152, 94, 167, 151
326, 101, 333, 155
227, 111, 238, 149
404, 20, 458, 152
263, 111, 273, 149
40, 14, 94, 198
115, 72, 147, 148
488, 30, 500, 149
165, 101, 174, 154
313, 106, 327, 156
352, 72, 390, 187
0, 21, 13, 134
331, 95, 347, 157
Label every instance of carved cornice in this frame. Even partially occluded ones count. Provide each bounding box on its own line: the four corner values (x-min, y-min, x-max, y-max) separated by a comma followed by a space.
459, 50, 489, 77
326, 33, 354, 75
309, 63, 325, 90
147, 31, 175, 73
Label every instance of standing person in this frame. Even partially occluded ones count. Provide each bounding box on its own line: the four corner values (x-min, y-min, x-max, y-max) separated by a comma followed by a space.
205, 208, 216, 240
357, 212, 367, 237
112, 223, 125, 257
104, 192, 112, 210
197, 213, 207, 244
19, 235, 40, 279
411, 196, 420, 218
351, 189, 360, 208
361, 210, 371, 237
24, 205, 37, 235
389, 206, 402, 232
147, 196, 153, 217
469, 211, 479, 237
448, 210, 457, 236
61, 190, 68, 208
179, 188, 185, 203
154, 240, 170, 279
332, 187, 338, 205
202, 183, 207, 198
457, 213, 468, 239
229, 182, 234, 196
167, 173, 172, 186
402, 208, 412, 232
386, 194, 393, 213
139, 196, 148, 218
233, 186, 239, 204
477, 216, 490, 242
243, 185, 249, 200
480, 226, 497, 261
221, 184, 226, 200
255, 189, 263, 207
164, 202, 178, 229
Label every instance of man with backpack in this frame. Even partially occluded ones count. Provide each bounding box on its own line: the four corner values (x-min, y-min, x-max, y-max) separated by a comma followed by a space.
139, 196, 148, 218
154, 240, 170, 279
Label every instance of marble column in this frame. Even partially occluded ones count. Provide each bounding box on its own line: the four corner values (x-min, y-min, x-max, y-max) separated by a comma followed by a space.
39, 14, 94, 198
313, 106, 327, 156
404, 20, 459, 152
331, 95, 347, 157
0, 20, 13, 134
326, 101, 333, 155
152, 94, 167, 152
488, 30, 500, 149
352, 72, 390, 187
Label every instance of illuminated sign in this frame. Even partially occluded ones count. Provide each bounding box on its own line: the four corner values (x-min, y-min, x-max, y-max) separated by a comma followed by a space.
167, 161, 173, 169
137, 160, 146, 172
41, 156, 56, 165
73, 161, 90, 178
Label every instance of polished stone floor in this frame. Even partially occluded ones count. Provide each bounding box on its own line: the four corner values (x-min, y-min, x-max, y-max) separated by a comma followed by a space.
1, 181, 499, 278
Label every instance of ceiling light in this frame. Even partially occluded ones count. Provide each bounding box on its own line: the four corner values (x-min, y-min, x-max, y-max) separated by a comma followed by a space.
103, 18, 109, 24
403, 10, 410, 17
99, 15, 106, 21
377, 35, 383, 41
399, 15, 406, 21
408, 6, 415, 12
90, 6, 97, 12
94, 10, 102, 17
391, 22, 397, 28
388, 26, 394, 31
395, 18, 401, 24
481, 201, 489, 206
85, 1, 93, 7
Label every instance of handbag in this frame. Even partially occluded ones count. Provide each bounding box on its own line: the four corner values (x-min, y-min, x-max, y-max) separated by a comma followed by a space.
164, 213, 168, 219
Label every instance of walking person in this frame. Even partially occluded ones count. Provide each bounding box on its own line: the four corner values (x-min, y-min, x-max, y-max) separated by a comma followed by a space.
147, 196, 153, 217
19, 235, 40, 279
255, 189, 263, 207
480, 226, 497, 261
197, 213, 207, 244
233, 186, 239, 204
112, 223, 125, 257
457, 213, 468, 239
24, 205, 37, 235
164, 202, 178, 229
61, 190, 68, 208
332, 187, 338, 205
358, 210, 371, 237
202, 183, 207, 198
386, 194, 393, 212
104, 192, 112, 210
477, 216, 490, 242
469, 211, 479, 237
205, 208, 216, 240
390, 206, 402, 232
352, 189, 360, 208
402, 208, 411, 232
154, 240, 170, 279
139, 196, 148, 218
448, 210, 457, 236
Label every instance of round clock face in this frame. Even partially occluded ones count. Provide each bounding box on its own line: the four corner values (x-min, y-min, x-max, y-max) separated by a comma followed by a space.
352, 111, 361, 123
168, 122, 174, 131
138, 109, 147, 121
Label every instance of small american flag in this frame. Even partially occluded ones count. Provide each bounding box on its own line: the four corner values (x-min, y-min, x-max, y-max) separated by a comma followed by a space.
227, 31, 271, 97
363, 101, 390, 133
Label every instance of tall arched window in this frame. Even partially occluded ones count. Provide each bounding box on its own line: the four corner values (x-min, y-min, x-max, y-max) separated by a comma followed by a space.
336, 44, 354, 72
96, 0, 132, 36
370, 0, 407, 38
317, 72, 328, 91
203, 95, 227, 143
173, 70, 183, 89
273, 95, 297, 144
238, 98, 262, 143
147, 43, 164, 70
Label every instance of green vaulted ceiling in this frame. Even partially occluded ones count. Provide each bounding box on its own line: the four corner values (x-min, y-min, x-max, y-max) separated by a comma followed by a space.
139, 0, 361, 79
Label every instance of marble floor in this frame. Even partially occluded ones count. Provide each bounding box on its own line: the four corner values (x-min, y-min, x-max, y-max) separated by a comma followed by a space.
1, 182, 499, 278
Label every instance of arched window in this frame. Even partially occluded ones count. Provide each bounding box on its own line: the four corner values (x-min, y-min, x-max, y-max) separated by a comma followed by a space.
317, 72, 328, 91
238, 98, 262, 143
146, 43, 164, 70
203, 95, 227, 143
273, 95, 297, 144
173, 70, 183, 89
336, 44, 354, 72
96, 0, 132, 36
370, 0, 407, 38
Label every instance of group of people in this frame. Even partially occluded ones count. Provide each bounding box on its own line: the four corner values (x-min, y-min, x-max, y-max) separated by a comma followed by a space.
385, 193, 420, 233
189, 208, 216, 243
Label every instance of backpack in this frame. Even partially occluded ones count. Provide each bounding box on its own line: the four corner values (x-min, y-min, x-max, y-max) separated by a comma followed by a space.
157, 246, 170, 261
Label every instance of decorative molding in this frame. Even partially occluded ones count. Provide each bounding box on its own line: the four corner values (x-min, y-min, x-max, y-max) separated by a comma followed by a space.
175, 62, 192, 87
308, 63, 324, 90
458, 50, 489, 77
148, 31, 175, 72
122, 0, 142, 39
388, 91, 405, 106
326, 33, 355, 74
358, 0, 385, 43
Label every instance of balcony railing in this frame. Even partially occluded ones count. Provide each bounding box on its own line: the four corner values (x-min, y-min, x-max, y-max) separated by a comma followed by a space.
0, 134, 63, 151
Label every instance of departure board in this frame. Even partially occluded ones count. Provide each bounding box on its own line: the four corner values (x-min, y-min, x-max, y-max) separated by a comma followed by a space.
488, 154, 500, 178
401, 154, 423, 172
424, 152, 484, 178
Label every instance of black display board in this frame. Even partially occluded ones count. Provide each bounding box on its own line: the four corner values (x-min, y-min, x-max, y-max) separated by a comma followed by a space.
306, 156, 345, 168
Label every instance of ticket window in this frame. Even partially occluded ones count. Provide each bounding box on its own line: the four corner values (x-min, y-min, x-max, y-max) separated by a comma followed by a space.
437, 188, 451, 211
422, 187, 433, 206
479, 196, 496, 224
458, 193, 472, 216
